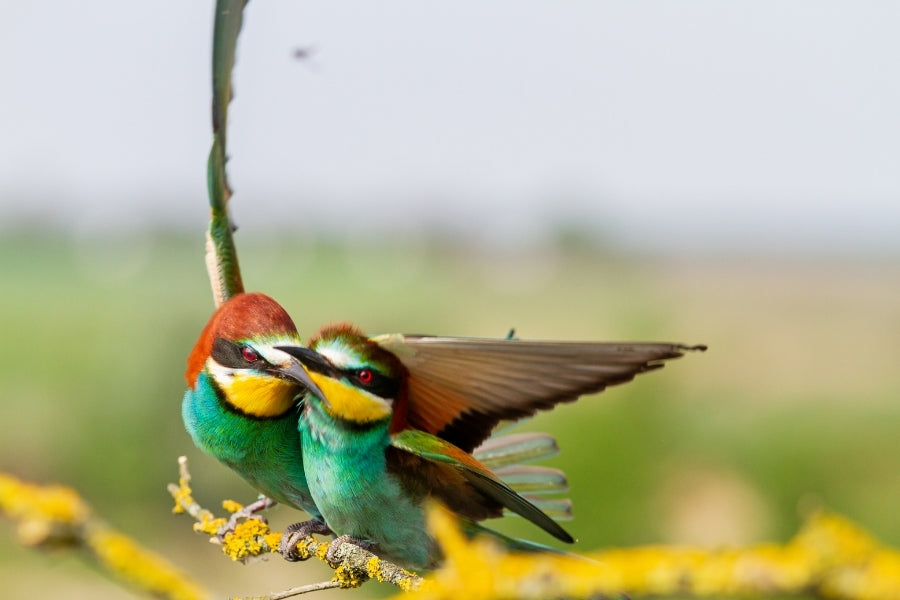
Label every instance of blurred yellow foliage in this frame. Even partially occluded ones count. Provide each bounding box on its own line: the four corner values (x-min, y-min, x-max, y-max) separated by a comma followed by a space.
1, 471, 209, 600
6, 462, 899, 600
414, 504, 900, 600
0, 471, 90, 547
168, 456, 900, 600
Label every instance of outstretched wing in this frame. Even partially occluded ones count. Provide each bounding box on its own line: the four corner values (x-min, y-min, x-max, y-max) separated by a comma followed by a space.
375, 334, 705, 452
388, 429, 574, 543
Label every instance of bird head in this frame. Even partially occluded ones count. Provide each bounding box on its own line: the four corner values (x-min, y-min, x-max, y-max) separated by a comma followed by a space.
185, 292, 320, 419
275, 324, 407, 426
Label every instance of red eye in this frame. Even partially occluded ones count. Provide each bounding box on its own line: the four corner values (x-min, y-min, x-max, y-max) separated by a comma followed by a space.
357, 369, 374, 385
241, 346, 259, 362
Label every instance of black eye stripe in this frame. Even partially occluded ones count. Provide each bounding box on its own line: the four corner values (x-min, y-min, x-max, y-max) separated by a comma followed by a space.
347, 368, 400, 400
211, 338, 267, 369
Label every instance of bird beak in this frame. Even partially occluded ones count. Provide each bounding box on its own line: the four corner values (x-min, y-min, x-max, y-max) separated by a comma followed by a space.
272, 345, 332, 409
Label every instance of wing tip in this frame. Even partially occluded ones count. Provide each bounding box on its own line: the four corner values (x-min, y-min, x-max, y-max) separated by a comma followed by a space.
656, 342, 707, 362
555, 526, 576, 544
680, 343, 708, 352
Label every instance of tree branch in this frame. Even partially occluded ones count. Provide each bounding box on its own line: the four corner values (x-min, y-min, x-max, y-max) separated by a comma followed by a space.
418, 503, 900, 600
169, 455, 900, 599
0, 471, 209, 600
168, 456, 425, 595
243, 580, 343, 600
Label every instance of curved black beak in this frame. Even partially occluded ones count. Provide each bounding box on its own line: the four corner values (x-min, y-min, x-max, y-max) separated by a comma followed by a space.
276, 345, 334, 374
272, 345, 331, 407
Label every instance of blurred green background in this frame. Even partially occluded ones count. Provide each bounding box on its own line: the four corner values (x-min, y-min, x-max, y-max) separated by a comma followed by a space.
1, 232, 898, 598
3, 3, 900, 598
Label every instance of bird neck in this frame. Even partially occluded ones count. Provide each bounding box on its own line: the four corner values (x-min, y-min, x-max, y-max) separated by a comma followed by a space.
183, 372, 301, 466
303, 393, 390, 453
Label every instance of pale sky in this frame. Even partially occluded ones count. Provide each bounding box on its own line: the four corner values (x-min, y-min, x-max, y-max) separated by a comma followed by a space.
1, 2, 898, 255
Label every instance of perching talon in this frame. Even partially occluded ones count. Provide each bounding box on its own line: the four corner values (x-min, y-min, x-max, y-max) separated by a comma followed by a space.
279, 519, 333, 561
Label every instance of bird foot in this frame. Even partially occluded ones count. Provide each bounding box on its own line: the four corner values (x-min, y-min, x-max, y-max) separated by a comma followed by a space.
217, 496, 275, 541
279, 519, 333, 561
326, 534, 375, 565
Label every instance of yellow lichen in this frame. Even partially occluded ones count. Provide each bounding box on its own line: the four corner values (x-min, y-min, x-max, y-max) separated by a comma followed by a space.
396, 573, 423, 593
366, 556, 384, 580
192, 512, 226, 536
263, 531, 282, 552
170, 481, 193, 515
0, 472, 90, 528
315, 541, 331, 562
333, 564, 365, 588
0, 472, 91, 547
86, 526, 208, 600
836, 549, 900, 600
796, 511, 879, 564
221, 518, 273, 561
404, 505, 900, 600
2, 470, 210, 600
221, 499, 244, 514
282, 534, 315, 561
166, 458, 900, 599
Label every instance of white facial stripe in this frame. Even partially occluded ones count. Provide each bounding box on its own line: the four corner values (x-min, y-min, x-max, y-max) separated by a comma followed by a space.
207, 359, 236, 384
254, 344, 296, 368
316, 343, 360, 369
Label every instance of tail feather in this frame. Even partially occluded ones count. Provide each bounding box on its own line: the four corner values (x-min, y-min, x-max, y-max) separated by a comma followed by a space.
460, 521, 591, 560
506, 497, 573, 521
473, 432, 559, 468
474, 431, 575, 523
493, 465, 569, 493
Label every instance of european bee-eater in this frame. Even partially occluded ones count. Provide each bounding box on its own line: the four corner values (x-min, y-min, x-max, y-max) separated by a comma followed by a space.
182, 292, 575, 548
182, 293, 328, 530
274, 323, 705, 569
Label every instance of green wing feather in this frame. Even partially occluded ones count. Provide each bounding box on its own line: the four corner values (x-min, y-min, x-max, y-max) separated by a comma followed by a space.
389, 429, 574, 543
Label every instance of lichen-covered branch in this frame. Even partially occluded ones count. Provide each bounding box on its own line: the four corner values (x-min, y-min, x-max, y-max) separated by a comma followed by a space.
0, 471, 209, 600
416, 504, 900, 600
169, 455, 900, 600
168, 456, 425, 596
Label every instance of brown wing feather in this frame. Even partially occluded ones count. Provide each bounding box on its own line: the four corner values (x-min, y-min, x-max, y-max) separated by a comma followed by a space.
375, 334, 706, 452
385, 445, 505, 522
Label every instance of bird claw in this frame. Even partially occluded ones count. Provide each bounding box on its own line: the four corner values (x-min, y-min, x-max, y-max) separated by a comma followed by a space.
216, 496, 275, 541
279, 519, 333, 561
326, 534, 375, 565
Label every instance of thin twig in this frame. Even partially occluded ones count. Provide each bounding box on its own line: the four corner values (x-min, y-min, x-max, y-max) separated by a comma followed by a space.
241, 579, 343, 600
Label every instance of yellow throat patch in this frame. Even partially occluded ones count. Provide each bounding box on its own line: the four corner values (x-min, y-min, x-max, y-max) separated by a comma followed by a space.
223, 373, 299, 418
308, 372, 392, 424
